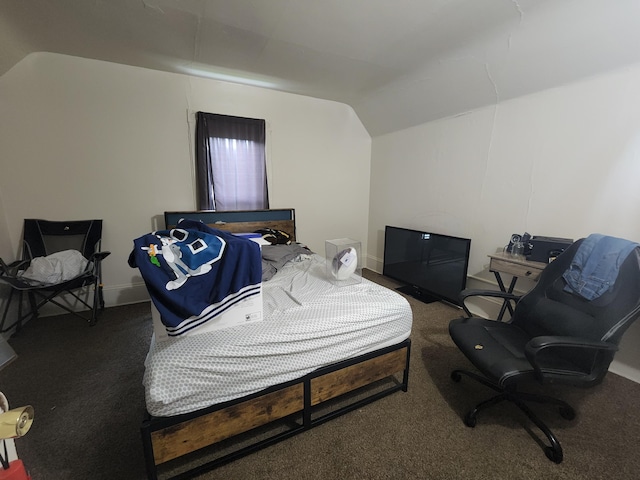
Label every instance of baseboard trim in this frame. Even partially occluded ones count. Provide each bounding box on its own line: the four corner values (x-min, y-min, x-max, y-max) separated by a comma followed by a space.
609, 361, 640, 384
21, 283, 150, 318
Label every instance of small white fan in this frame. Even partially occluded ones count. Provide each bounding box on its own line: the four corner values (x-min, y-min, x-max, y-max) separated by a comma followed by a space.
331, 247, 358, 280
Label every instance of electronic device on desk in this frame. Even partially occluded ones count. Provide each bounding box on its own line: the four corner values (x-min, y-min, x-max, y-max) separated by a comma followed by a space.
528, 236, 574, 263
383, 226, 471, 306
505, 233, 532, 256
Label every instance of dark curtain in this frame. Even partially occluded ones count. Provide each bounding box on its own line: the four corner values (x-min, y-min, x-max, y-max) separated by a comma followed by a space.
195, 112, 268, 211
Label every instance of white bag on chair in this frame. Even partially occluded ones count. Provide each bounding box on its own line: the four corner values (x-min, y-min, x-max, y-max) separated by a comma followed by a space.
20, 249, 88, 286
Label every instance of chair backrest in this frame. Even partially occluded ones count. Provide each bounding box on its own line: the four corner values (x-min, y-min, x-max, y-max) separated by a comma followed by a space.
22, 219, 103, 260
512, 238, 640, 382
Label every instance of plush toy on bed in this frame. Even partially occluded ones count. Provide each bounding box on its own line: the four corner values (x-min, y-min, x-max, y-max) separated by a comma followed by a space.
254, 228, 291, 245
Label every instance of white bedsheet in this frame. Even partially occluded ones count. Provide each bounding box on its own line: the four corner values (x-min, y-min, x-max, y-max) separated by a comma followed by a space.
143, 253, 412, 417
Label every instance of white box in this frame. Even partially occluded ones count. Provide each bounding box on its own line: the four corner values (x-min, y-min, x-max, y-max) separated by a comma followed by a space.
325, 238, 362, 286
151, 288, 263, 341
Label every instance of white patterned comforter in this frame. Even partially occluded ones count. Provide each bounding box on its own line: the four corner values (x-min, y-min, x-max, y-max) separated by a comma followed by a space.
143, 253, 413, 417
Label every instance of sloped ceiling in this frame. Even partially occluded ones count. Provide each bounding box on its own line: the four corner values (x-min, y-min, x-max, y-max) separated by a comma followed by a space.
2, 0, 640, 136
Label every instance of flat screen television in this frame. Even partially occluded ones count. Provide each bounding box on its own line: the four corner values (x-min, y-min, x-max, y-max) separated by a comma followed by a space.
383, 226, 471, 306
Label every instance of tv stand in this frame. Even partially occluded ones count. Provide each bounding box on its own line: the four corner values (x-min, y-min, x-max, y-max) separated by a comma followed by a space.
396, 285, 440, 304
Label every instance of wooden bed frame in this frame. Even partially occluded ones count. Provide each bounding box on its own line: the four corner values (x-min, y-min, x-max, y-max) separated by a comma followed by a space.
164, 208, 296, 241
140, 209, 411, 479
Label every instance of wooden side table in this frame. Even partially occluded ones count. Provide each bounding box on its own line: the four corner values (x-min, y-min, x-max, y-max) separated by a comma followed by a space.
487, 252, 548, 320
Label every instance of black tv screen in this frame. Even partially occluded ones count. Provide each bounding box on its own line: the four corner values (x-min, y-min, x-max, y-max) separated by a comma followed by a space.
383, 226, 471, 306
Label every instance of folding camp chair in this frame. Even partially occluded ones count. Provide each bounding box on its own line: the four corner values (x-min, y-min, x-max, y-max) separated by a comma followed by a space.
0, 219, 110, 334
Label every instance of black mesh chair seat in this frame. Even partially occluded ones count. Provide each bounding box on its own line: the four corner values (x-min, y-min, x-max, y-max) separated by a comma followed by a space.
448, 238, 640, 463
0, 219, 111, 333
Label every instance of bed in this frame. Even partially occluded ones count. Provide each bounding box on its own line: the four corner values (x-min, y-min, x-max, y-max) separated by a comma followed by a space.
137, 209, 413, 479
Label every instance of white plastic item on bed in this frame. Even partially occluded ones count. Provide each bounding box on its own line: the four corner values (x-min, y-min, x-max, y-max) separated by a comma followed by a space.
326, 238, 362, 286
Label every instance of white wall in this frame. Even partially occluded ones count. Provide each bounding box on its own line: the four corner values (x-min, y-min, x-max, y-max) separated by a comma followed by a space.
0, 53, 371, 308
368, 62, 640, 382
3, 51, 640, 381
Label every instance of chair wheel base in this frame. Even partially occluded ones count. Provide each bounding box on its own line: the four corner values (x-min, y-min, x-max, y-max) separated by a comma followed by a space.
559, 406, 576, 420
463, 411, 476, 428
545, 446, 563, 463
450, 368, 568, 464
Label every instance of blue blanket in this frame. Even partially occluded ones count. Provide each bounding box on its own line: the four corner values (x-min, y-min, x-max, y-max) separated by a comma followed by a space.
129, 219, 262, 337
563, 233, 639, 300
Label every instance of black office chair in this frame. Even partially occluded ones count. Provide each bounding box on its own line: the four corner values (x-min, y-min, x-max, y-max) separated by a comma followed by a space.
448, 238, 640, 463
0, 219, 110, 333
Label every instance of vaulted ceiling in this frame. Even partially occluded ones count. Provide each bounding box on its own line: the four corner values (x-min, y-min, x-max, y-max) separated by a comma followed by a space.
2, 0, 640, 136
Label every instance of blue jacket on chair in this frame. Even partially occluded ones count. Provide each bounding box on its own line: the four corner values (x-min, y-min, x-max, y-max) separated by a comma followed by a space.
563, 233, 639, 301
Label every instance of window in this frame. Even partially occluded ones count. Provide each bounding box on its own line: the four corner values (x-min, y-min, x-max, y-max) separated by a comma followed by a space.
195, 112, 268, 211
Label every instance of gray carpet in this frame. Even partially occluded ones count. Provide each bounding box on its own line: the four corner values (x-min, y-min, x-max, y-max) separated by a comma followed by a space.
1, 270, 639, 479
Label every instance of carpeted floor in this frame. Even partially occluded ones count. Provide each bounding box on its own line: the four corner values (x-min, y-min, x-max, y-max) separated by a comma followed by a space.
1, 270, 639, 479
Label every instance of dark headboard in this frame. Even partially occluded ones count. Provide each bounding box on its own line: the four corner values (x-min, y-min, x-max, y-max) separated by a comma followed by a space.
164, 209, 296, 241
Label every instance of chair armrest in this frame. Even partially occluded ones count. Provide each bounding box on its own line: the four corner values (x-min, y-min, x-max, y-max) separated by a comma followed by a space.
84, 251, 110, 276
525, 335, 618, 383
0, 258, 30, 277
527, 335, 617, 352
459, 289, 522, 318
90, 251, 111, 262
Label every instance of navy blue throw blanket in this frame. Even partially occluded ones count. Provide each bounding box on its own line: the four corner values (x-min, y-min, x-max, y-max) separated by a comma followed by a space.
563, 233, 639, 301
129, 219, 262, 337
